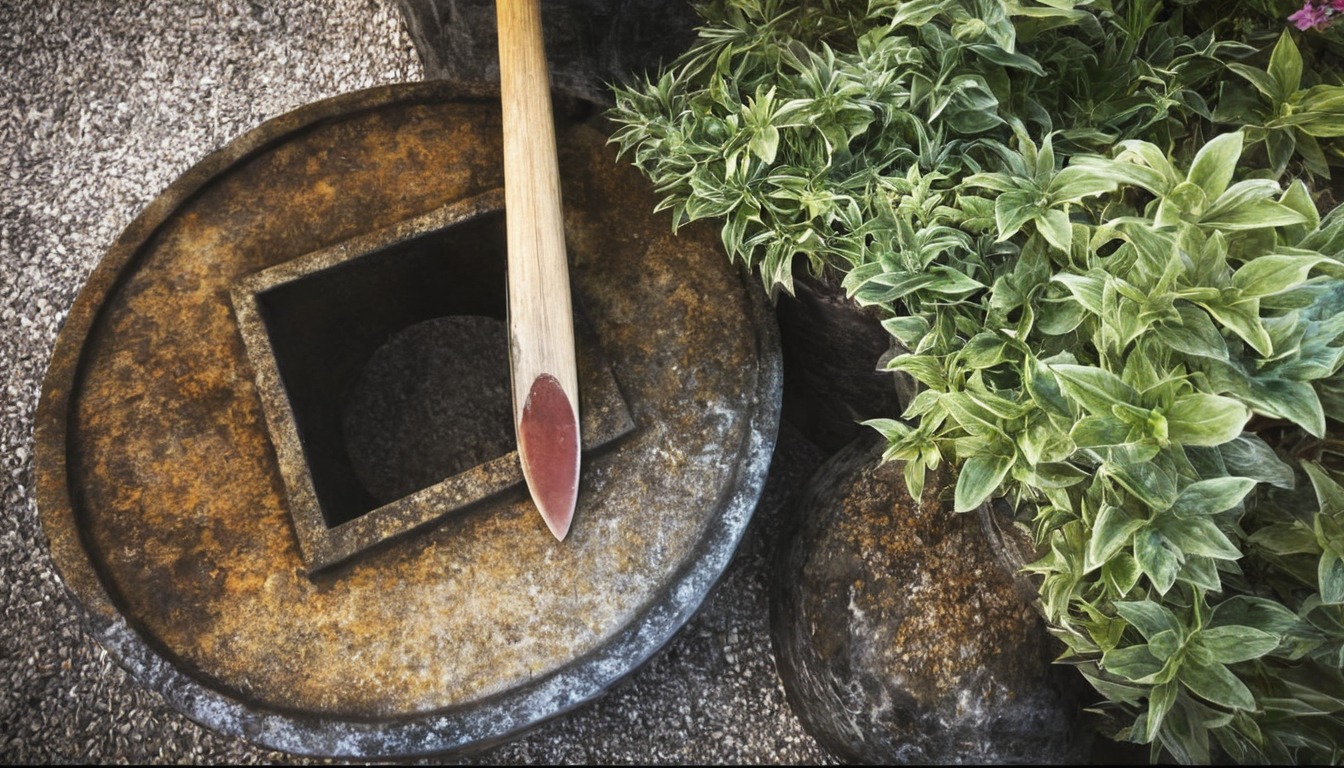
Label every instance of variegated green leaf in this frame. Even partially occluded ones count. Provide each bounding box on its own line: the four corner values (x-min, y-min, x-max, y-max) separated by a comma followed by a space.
1182, 657, 1256, 711
1052, 364, 1138, 415
1164, 394, 1250, 447
1186, 133, 1243, 202
954, 453, 1013, 513
1170, 477, 1258, 517
1267, 30, 1303, 97
1199, 626, 1280, 665
1087, 505, 1145, 571
1157, 516, 1242, 561
1135, 528, 1183, 594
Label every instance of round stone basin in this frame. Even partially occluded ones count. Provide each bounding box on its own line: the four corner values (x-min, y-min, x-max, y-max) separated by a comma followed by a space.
34, 81, 780, 757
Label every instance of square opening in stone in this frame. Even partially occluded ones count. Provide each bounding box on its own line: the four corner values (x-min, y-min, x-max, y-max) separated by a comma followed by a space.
231, 191, 633, 572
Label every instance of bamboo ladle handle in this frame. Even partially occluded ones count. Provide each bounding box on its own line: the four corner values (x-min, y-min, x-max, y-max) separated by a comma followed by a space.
497, 0, 581, 541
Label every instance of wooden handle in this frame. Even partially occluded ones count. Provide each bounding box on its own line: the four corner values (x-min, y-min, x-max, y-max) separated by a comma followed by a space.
498, 0, 581, 540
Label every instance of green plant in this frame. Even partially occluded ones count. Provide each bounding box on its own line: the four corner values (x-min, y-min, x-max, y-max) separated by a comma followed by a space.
609, 0, 1344, 762
873, 130, 1344, 763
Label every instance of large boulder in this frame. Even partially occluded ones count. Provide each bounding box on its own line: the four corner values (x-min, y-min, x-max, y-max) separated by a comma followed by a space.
389, 0, 702, 105
771, 437, 1092, 764
776, 267, 910, 453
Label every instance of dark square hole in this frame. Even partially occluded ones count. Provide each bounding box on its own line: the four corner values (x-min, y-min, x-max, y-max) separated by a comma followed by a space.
255, 208, 508, 528
231, 191, 633, 571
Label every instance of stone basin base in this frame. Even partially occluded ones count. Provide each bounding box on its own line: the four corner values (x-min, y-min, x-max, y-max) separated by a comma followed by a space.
35, 82, 780, 757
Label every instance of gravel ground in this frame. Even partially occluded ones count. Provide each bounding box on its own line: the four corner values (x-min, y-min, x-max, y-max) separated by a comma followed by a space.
0, 0, 837, 763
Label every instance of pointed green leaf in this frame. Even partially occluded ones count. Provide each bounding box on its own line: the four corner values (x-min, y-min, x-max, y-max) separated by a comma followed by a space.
1200, 297, 1272, 357
1165, 394, 1250, 447
1071, 414, 1132, 448
1218, 435, 1295, 489
1182, 657, 1257, 710
1052, 364, 1139, 415
1070, 154, 1168, 196
1148, 628, 1183, 661
1103, 643, 1166, 682
1135, 528, 1183, 594
1160, 306, 1229, 362
1187, 133, 1243, 202
943, 392, 1007, 436
1115, 600, 1182, 641
1157, 516, 1243, 560
1049, 164, 1118, 202
1103, 553, 1142, 595
1158, 181, 1209, 226
888, 354, 947, 388
1281, 179, 1322, 235
1026, 356, 1072, 417
925, 266, 987, 296
1268, 30, 1304, 97
954, 453, 1013, 512
1112, 461, 1178, 510
1303, 461, 1344, 516
1226, 63, 1279, 102
1037, 208, 1072, 252
1087, 505, 1146, 571
1199, 625, 1280, 664
1202, 200, 1308, 232
1052, 272, 1105, 315
1247, 522, 1320, 556
882, 315, 930, 348
1170, 477, 1258, 517
1147, 681, 1180, 745
1024, 461, 1088, 488
749, 124, 780, 165
1179, 554, 1224, 593
994, 190, 1040, 240
1321, 551, 1344, 604
1210, 595, 1301, 636
1238, 375, 1327, 438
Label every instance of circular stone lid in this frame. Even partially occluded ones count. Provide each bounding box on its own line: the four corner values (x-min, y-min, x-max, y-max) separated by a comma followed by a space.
34, 81, 780, 757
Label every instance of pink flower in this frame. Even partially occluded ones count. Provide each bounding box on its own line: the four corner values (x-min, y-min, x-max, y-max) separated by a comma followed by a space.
1332, 0, 1344, 11
1290, 2, 1331, 29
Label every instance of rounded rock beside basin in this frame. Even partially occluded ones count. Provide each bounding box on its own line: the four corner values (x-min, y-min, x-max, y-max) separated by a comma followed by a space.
770, 437, 1091, 764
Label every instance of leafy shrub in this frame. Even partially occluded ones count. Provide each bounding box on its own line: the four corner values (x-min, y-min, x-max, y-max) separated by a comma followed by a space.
609, 0, 1344, 761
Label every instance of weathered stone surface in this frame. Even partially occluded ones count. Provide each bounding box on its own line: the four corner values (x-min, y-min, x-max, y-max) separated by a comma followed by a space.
389, 0, 701, 105
777, 268, 908, 453
771, 437, 1091, 764
34, 82, 781, 757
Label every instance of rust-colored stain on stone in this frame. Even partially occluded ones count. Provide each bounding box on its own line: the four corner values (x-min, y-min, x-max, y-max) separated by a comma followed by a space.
771, 438, 1087, 763
802, 456, 1045, 706
38, 85, 772, 723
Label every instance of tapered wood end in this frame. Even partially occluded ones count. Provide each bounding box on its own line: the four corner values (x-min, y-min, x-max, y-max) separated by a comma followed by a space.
518, 372, 580, 540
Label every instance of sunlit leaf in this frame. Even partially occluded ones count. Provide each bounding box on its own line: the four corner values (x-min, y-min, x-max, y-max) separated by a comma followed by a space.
1182, 657, 1256, 711
1267, 30, 1303, 98
1087, 505, 1145, 571
1165, 394, 1249, 447
1199, 625, 1280, 664
1157, 516, 1242, 561
1186, 133, 1242, 202
1169, 477, 1257, 517
1052, 364, 1138, 415
954, 453, 1014, 512
1103, 642, 1165, 682
1135, 528, 1183, 594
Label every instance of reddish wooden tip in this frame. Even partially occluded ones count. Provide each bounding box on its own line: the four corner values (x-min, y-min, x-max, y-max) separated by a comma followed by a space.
518, 373, 579, 540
